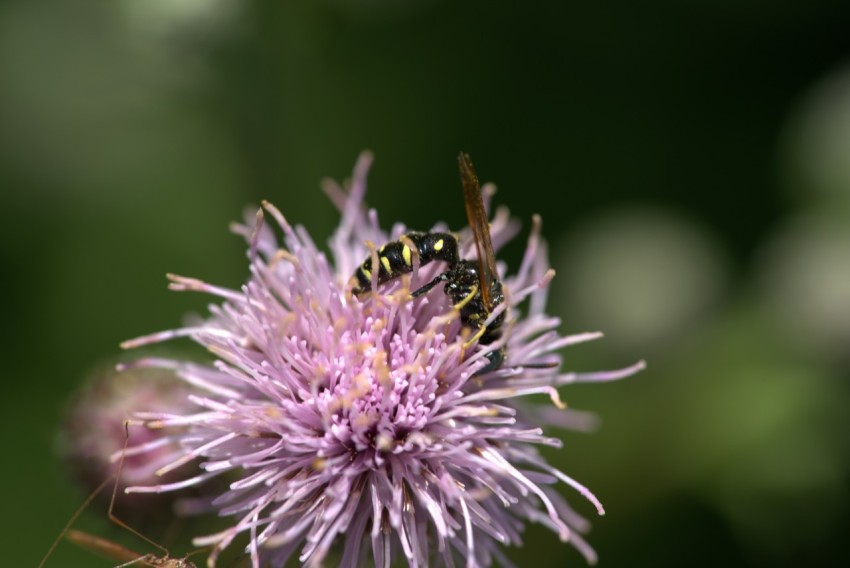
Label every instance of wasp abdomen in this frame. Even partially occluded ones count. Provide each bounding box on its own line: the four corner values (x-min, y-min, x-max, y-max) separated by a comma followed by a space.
351, 232, 459, 296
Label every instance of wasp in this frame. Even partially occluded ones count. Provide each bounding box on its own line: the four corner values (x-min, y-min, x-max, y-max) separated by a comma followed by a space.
351, 153, 506, 373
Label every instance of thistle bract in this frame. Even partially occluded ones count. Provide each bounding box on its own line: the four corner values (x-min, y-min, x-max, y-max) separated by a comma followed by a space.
121, 153, 644, 567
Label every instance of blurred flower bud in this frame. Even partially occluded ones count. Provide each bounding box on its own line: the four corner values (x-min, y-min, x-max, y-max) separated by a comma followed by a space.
58, 362, 195, 524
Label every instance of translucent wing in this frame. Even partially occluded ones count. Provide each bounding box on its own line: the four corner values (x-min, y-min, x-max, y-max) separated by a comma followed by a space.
458, 152, 498, 309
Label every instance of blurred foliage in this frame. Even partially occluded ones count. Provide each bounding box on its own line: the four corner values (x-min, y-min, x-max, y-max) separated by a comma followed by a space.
2, 1, 849, 566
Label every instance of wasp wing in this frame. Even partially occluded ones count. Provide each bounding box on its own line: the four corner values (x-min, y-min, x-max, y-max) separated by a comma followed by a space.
458, 152, 499, 309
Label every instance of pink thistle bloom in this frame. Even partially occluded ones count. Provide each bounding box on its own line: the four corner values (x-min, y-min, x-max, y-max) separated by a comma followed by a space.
120, 152, 645, 567
60, 366, 196, 521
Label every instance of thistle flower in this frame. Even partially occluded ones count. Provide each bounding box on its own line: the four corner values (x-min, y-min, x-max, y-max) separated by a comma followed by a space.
59, 365, 195, 522
120, 152, 644, 567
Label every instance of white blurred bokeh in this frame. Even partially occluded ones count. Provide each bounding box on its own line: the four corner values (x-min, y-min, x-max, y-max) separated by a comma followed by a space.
782, 62, 850, 214
554, 208, 729, 355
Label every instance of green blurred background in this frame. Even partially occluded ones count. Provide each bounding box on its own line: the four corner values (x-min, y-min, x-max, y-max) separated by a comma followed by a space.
3, 1, 850, 566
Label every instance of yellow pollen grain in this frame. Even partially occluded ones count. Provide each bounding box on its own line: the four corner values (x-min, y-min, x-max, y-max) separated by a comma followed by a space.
371, 317, 386, 333
380, 256, 392, 273
327, 398, 342, 414
280, 312, 297, 334
402, 245, 412, 266
376, 433, 394, 451
434, 239, 444, 251
264, 407, 285, 420
271, 249, 299, 268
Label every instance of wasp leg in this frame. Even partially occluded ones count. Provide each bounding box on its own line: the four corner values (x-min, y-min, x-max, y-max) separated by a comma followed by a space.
410, 271, 451, 298
463, 321, 487, 348
455, 284, 482, 363
452, 284, 478, 311
474, 347, 505, 376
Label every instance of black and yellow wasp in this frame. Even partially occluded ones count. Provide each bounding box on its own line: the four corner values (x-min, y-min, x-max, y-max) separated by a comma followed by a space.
351, 153, 506, 373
